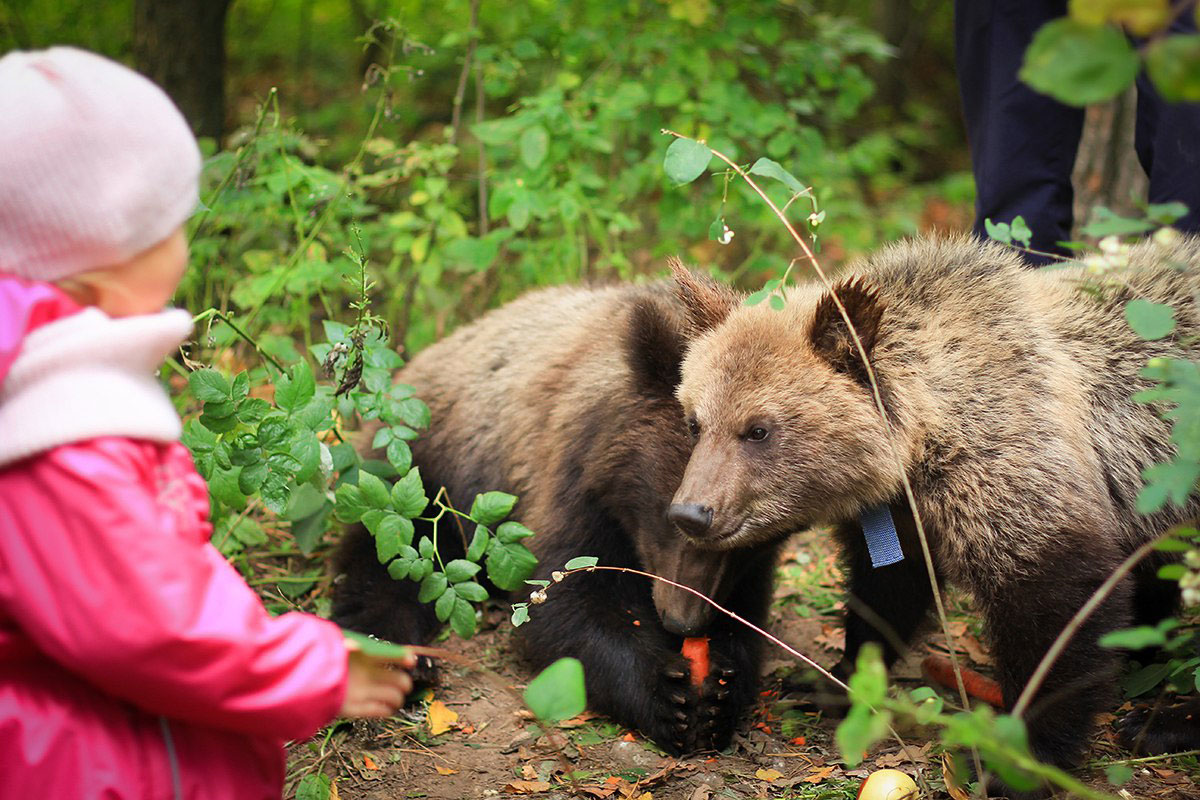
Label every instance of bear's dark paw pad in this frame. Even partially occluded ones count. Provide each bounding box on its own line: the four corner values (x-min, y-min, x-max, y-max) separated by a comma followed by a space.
1117, 698, 1200, 755
649, 657, 735, 755
410, 655, 439, 690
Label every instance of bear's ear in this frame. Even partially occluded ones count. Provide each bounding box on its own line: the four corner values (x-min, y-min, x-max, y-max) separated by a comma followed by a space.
809, 277, 885, 383
625, 297, 686, 399
670, 257, 740, 335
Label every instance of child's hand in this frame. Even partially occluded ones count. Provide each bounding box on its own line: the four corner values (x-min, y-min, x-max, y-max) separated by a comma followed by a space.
340, 644, 417, 719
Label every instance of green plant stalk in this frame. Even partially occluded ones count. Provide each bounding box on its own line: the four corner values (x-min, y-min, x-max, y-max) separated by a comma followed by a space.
191, 308, 286, 374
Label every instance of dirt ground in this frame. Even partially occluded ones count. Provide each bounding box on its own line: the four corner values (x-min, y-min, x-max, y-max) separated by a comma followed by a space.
284, 535, 1200, 800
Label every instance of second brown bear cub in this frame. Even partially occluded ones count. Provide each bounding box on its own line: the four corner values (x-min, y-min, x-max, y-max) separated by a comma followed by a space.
332, 284, 779, 754
668, 235, 1200, 797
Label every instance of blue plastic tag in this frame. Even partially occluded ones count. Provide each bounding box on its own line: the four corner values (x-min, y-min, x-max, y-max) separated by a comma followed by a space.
860, 503, 903, 568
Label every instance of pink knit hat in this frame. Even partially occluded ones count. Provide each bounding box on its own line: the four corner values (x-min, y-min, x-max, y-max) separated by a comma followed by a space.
0, 47, 202, 281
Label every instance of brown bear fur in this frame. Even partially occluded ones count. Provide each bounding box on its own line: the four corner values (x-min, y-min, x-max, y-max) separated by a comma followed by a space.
331, 283, 780, 754
669, 234, 1200, 796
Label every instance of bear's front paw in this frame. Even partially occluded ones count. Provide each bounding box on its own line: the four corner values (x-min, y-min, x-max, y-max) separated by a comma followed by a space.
1117, 698, 1200, 755
646, 653, 741, 756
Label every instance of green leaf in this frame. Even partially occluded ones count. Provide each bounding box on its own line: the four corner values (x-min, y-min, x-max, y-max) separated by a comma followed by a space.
387, 556, 413, 581
455, 581, 489, 603
1146, 202, 1190, 226
209, 466, 247, 510
708, 215, 726, 242
386, 439, 413, 474
663, 137, 712, 185
1145, 35, 1200, 102
512, 604, 531, 627
449, 596, 477, 638
1100, 625, 1167, 649
418, 572, 449, 603
333, 483, 369, 523
564, 556, 599, 570
747, 157, 808, 197
372, 427, 393, 449
276, 362, 316, 414
395, 396, 431, 429
768, 294, 785, 311
1125, 299, 1176, 341
744, 288, 769, 306
358, 470, 392, 509
1158, 563, 1187, 580
1155, 536, 1193, 552
1106, 764, 1134, 787
189, 369, 231, 403
226, 517, 267, 546
418, 536, 434, 560
238, 461, 268, 494
496, 521, 535, 543
1082, 206, 1156, 237
374, 514, 414, 562
486, 541, 539, 591
257, 418, 290, 449
520, 125, 550, 169
391, 468, 428, 518
290, 431, 321, 483
295, 772, 331, 800
471, 491, 518, 526
445, 558, 482, 583
435, 585, 457, 622
467, 525, 490, 561
259, 472, 290, 514
1009, 215, 1033, 248
984, 217, 1012, 244
1020, 18, 1139, 106
1123, 662, 1172, 697
524, 657, 586, 722
342, 629, 410, 659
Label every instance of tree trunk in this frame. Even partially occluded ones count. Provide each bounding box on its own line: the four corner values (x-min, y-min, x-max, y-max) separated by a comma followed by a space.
133, 0, 232, 143
1071, 86, 1148, 233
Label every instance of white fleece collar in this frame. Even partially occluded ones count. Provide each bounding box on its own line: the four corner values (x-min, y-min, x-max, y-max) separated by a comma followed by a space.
0, 307, 192, 468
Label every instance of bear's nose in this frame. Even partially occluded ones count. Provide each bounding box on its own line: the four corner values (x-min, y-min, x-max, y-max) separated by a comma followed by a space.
667, 503, 713, 537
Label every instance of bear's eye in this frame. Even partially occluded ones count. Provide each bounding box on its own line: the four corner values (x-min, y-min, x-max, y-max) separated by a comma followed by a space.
687, 418, 700, 439
746, 426, 769, 442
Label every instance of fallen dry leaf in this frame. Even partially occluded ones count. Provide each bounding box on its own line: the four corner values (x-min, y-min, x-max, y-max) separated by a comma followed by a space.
362, 755, 378, 770
558, 711, 600, 728
942, 752, 971, 800
434, 765, 458, 776
755, 768, 784, 782
427, 699, 458, 735
803, 766, 836, 784
504, 779, 552, 794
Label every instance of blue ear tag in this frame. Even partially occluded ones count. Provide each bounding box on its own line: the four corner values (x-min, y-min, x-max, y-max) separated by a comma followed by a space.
860, 503, 903, 568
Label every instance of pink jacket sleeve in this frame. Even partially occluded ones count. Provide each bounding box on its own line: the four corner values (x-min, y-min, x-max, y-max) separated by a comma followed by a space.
0, 438, 348, 740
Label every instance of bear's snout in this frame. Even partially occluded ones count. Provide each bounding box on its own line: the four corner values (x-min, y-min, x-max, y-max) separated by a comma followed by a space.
667, 503, 713, 537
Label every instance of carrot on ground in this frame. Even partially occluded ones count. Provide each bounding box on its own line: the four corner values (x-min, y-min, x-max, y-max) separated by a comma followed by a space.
681, 636, 711, 688
920, 654, 1004, 707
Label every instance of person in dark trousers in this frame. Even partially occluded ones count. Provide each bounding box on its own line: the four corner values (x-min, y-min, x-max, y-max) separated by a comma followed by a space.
955, 1, 1200, 265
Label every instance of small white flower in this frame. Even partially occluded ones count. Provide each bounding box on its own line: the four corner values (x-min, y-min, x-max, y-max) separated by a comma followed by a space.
719, 224, 735, 245
530, 590, 547, 604
551, 571, 565, 583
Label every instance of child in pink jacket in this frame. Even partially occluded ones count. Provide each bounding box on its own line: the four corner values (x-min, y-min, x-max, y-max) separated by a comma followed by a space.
0, 48, 415, 799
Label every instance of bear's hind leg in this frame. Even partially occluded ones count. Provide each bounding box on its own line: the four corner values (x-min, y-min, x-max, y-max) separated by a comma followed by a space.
982, 546, 1133, 798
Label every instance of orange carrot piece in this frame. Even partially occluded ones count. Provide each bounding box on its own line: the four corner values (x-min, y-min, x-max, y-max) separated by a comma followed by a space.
682, 636, 711, 688
920, 654, 1005, 707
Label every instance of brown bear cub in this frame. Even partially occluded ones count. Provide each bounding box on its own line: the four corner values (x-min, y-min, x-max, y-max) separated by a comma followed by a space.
667, 234, 1200, 796
331, 284, 781, 754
